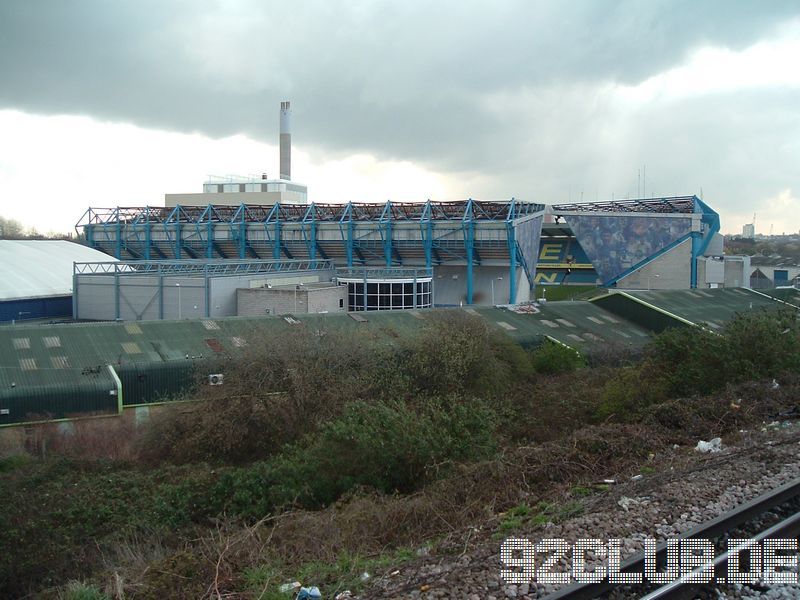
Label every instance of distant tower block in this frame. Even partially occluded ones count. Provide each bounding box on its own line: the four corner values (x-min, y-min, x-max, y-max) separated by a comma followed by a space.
280, 101, 291, 181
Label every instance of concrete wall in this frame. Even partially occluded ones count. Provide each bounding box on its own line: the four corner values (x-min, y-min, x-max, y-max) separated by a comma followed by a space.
616, 238, 692, 290
75, 270, 333, 321
237, 286, 346, 316
432, 265, 529, 305
726, 257, 750, 288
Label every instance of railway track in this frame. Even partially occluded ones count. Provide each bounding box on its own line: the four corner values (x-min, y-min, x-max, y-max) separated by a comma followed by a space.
544, 477, 800, 600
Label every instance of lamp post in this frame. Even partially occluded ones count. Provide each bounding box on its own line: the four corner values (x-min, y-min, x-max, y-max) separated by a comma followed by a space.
490, 276, 504, 305
176, 283, 181, 319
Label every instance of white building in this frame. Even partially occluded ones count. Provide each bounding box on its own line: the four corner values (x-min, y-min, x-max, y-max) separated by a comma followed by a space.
165, 174, 308, 207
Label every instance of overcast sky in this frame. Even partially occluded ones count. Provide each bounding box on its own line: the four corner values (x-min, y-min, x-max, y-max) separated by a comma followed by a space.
1, 0, 799, 235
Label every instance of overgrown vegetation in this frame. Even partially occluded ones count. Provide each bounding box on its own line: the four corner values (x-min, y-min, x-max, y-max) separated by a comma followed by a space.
1, 308, 798, 598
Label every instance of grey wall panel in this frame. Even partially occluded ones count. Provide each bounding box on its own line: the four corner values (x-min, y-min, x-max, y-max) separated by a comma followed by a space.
75, 276, 117, 320
118, 276, 161, 321
616, 239, 692, 290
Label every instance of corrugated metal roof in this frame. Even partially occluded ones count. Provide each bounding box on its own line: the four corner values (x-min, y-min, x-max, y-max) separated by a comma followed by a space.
593, 288, 792, 330
0, 240, 115, 301
0, 305, 653, 424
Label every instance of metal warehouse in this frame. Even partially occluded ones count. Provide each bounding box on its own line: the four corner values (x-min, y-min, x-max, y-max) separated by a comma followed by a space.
73, 258, 336, 321
0, 240, 115, 322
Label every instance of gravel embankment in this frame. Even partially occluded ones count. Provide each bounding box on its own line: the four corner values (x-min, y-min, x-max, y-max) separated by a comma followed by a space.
359, 426, 800, 600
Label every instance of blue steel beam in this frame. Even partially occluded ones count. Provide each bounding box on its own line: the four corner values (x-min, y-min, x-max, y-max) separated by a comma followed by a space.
462, 199, 475, 304
691, 196, 721, 289
302, 204, 317, 265
420, 200, 433, 269
145, 206, 153, 260
379, 200, 394, 267
165, 205, 183, 259
232, 204, 248, 259
506, 198, 518, 303
198, 205, 215, 260
338, 202, 355, 267
115, 207, 122, 259
263, 203, 283, 260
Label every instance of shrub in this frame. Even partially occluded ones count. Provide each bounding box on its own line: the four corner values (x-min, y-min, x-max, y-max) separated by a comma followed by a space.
644, 325, 728, 397
62, 581, 109, 600
594, 366, 665, 421
530, 340, 585, 375
138, 327, 404, 463
202, 396, 499, 520
400, 312, 530, 396
644, 309, 800, 398
723, 308, 800, 379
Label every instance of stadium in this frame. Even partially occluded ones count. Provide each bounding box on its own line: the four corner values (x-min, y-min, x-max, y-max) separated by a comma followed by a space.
74, 194, 739, 318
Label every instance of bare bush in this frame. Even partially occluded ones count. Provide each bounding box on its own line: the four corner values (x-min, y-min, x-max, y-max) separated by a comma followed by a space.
137, 325, 401, 464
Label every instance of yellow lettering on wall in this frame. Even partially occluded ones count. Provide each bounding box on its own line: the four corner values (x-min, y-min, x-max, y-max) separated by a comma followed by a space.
539, 244, 562, 261
535, 272, 558, 283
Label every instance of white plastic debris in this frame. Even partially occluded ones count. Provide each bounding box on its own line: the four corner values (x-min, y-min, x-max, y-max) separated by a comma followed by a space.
618, 496, 639, 511
695, 437, 722, 453
335, 592, 354, 599
360, 571, 371, 581
771, 379, 780, 389
279, 581, 302, 593
297, 587, 322, 600
630, 474, 644, 481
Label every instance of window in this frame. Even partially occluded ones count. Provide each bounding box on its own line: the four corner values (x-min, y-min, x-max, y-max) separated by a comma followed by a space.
345, 279, 432, 311
43, 336, 61, 348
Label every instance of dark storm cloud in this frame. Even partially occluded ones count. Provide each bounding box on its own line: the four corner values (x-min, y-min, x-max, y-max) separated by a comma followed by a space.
1, 0, 799, 226
0, 1, 797, 159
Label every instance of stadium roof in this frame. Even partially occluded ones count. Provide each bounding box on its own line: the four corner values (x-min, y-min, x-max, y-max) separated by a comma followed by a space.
77, 199, 545, 227
551, 196, 697, 214
0, 240, 115, 301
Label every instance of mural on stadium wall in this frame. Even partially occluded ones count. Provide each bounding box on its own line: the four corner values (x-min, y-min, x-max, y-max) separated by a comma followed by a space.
563, 215, 692, 284
537, 238, 592, 266
515, 215, 543, 280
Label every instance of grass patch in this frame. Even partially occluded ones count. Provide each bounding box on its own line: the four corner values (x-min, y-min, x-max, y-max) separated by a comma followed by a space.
243, 548, 417, 598
534, 285, 599, 301
0, 454, 31, 473
497, 500, 586, 537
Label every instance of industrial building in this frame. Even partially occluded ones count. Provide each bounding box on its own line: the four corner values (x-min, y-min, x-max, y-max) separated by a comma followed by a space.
748, 255, 800, 289
73, 259, 336, 321
0, 240, 115, 322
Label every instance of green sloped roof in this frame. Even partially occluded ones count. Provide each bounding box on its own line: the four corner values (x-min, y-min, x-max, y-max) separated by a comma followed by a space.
622, 288, 783, 329
753, 287, 800, 308
471, 302, 652, 350
1, 304, 651, 423
592, 288, 793, 333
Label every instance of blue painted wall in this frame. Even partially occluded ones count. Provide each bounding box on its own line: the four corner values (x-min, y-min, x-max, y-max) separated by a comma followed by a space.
0, 296, 73, 322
